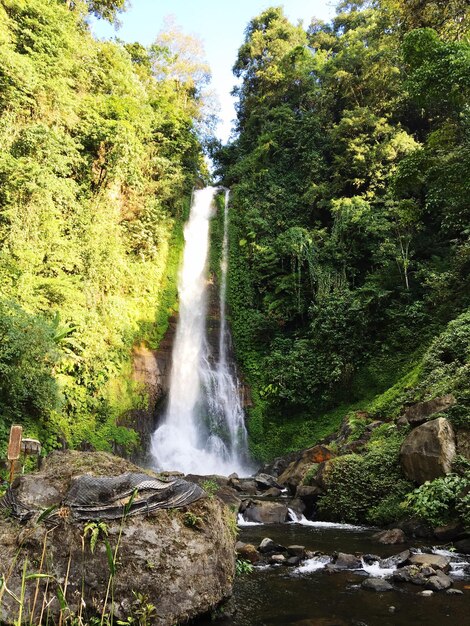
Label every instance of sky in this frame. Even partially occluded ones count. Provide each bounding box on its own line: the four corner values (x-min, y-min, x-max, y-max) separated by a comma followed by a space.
92, 1, 337, 142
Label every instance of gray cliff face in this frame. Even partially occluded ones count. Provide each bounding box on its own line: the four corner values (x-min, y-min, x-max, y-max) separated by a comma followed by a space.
0, 451, 236, 626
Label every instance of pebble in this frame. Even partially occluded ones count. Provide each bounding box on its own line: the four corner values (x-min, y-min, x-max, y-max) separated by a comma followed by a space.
419, 590, 434, 597
446, 589, 464, 596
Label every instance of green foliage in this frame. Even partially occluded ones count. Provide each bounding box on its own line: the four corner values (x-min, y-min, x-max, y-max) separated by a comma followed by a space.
201, 479, 219, 497
183, 511, 204, 530
0, 0, 208, 453
116, 591, 158, 626
83, 521, 109, 554
318, 427, 413, 524
216, 1, 470, 462
401, 475, 469, 527
235, 559, 253, 576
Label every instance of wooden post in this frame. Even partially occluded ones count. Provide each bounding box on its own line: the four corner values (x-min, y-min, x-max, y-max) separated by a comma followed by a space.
7, 424, 23, 484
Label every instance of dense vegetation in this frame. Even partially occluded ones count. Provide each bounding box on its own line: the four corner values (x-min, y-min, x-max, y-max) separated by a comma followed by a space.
215, 0, 470, 462
0, 0, 210, 454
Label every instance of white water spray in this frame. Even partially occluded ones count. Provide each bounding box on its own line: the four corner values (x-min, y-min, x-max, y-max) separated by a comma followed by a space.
151, 187, 250, 475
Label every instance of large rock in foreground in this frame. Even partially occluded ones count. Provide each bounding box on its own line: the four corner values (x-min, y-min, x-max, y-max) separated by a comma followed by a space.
0, 451, 235, 626
400, 417, 456, 484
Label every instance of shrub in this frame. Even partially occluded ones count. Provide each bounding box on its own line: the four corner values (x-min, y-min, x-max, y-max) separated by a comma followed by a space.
318, 428, 413, 525
401, 474, 469, 527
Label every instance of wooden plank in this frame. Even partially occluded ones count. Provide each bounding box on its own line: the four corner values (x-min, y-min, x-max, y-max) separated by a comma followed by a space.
7, 424, 23, 461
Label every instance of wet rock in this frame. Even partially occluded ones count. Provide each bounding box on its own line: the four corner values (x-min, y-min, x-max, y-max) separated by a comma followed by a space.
379, 550, 411, 569
408, 553, 451, 572
332, 552, 362, 570
270, 554, 286, 565
242, 500, 290, 524
254, 473, 281, 491
258, 537, 286, 554
215, 486, 242, 508
362, 554, 380, 565
403, 395, 456, 426
287, 545, 306, 558
0, 451, 235, 626
419, 590, 434, 597
400, 418, 456, 484
362, 578, 394, 592
296, 485, 324, 500
263, 487, 282, 497
288, 498, 307, 518
425, 570, 452, 591
446, 589, 464, 595
231, 478, 258, 494
395, 518, 433, 539
392, 565, 427, 585
433, 521, 466, 542
287, 556, 302, 566
454, 538, 470, 554
373, 529, 406, 545
235, 542, 260, 564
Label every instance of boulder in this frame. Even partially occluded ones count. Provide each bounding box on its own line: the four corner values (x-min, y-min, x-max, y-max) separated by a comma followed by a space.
362, 578, 394, 592
403, 395, 456, 426
400, 417, 456, 484
373, 529, 406, 545
277, 445, 334, 492
270, 554, 286, 565
214, 486, 242, 508
392, 566, 427, 585
241, 500, 290, 524
379, 550, 411, 569
332, 552, 362, 570
407, 553, 451, 572
230, 478, 258, 495
258, 537, 286, 554
263, 487, 282, 497
254, 473, 281, 490
0, 451, 235, 626
454, 538, 470, 554
296, 485, 324, 500
433, 521, 466, 542
287, 545, 306, 558
425, 570, 452, 591
235, 542, 260, 564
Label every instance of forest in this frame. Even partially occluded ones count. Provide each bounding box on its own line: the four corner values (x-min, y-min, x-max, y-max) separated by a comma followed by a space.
215, 0, 470, 464
0, 0, 210, 454
0, 0, 468, 511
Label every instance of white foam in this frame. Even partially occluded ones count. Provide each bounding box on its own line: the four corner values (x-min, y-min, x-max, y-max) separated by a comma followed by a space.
237, 514, 262, 527
361, 558, 395, 578
294, 555, 331, 574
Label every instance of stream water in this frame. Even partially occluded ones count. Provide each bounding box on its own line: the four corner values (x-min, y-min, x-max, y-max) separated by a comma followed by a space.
203, 522, 470, 626
151, 187, 249, 475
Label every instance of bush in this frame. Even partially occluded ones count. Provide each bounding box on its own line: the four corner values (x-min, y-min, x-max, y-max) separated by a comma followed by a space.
318, 427, 413, 525
401, 474, 469, 527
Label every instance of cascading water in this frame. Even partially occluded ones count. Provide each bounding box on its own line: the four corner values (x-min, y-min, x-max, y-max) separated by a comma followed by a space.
151, 187, 250, 475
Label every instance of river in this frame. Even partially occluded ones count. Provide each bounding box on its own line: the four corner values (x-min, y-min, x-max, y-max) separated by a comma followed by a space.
200, 522, 469, 626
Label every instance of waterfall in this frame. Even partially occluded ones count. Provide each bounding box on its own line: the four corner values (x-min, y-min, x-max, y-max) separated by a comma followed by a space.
151, 187, 250, 476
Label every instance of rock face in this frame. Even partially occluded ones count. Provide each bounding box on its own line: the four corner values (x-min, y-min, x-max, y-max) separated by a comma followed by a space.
400, 417, 456, 484
120, 334, 174, 458
0, 452, 235, 626
241, 499, 289, 524
277, 445, 334, 492
402, 395, 456, 426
